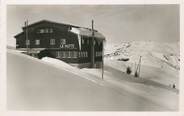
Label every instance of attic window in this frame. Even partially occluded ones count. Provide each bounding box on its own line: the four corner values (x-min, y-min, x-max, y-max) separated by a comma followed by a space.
45, 29, 49, 33
50, 28, 53, 33
37, 28, 53, 33
39, 29, 45, 33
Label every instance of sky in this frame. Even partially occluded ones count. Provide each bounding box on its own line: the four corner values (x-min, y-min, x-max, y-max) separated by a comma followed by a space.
7, 5, 179, 47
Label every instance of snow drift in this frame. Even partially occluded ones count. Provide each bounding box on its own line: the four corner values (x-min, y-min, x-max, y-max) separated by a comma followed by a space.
7, 49, 178, 111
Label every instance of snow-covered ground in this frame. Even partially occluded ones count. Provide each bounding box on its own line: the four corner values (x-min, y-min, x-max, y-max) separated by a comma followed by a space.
105, 41, 179, 87
7, 49, 178, 111
105, 41, 179, 69
82, 60, 178, 110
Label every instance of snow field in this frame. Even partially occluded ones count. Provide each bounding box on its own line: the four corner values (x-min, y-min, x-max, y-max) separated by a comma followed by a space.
7, 49, 178, 111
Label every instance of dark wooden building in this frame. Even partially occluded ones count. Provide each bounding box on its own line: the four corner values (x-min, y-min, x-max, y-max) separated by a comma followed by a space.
15, 20, 105, 68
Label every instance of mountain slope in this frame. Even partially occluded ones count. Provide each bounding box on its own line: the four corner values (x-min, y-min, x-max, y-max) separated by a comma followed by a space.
105, 41, 179, 88
105, 41, 179, 69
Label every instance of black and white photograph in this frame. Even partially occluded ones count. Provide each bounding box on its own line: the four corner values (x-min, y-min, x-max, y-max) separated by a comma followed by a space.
6, 4, 180, 111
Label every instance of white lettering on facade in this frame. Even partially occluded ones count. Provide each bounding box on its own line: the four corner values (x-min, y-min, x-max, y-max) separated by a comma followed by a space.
59, 44, 76, 49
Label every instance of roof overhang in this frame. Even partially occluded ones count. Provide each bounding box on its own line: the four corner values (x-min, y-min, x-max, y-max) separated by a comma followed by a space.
70, 27, 105, 41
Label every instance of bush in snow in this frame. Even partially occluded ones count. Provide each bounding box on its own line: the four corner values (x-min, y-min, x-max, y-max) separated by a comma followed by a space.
126, 66, 132, 75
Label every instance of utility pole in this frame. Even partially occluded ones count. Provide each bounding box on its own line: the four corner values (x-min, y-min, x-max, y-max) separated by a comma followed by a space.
138, 56, 142, 77
90, 20, 95, 68
135, 56, 142, 77
102, 41, 104, 80
25, 20, 29, 54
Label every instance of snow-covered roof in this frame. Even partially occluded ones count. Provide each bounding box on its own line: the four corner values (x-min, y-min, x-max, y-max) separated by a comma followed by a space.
70, 27, 105, 40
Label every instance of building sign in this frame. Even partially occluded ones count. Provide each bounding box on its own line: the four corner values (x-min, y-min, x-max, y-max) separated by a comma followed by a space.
65, 44, 75, 49
59, 38, 76, 49
60, 44, 76, 49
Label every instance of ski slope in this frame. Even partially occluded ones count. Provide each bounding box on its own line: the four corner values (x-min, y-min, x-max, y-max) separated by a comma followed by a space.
7, 49, 178, 111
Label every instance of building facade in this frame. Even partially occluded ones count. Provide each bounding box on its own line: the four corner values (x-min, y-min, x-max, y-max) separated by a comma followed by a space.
15, 20, 105, 68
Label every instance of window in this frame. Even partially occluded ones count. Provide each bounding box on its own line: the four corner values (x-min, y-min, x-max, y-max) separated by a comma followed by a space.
96, 52, 98, 57
26, 40, 30, 45
84, 52, 86, 57
56, 51, 60, 58
35, 39, 40, 45
60, 39, 66, 45
71, 51, 76, 58
80, 51, 87, 58
96, 51, 102, 57
79, 52, 82, 58
70, 52, 72, 58
97, 41, 101, 46
38, 28, 54, 34
73, 51, 77, 58
49, 28, 53, 33
56, 51, 80, 58
68, 51, 71, 58
63, 51, 66, 58
94, 40, 96, 45
82, 52, 84, 57
61, 52, 64, 58
78, 51, 88, 58
39, 29, 45, 33
78, 52, 81, 57
50, 39, 55, 45
81, 39, 84, 44
87, 40, 89, 44
45, 28, 49, 33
